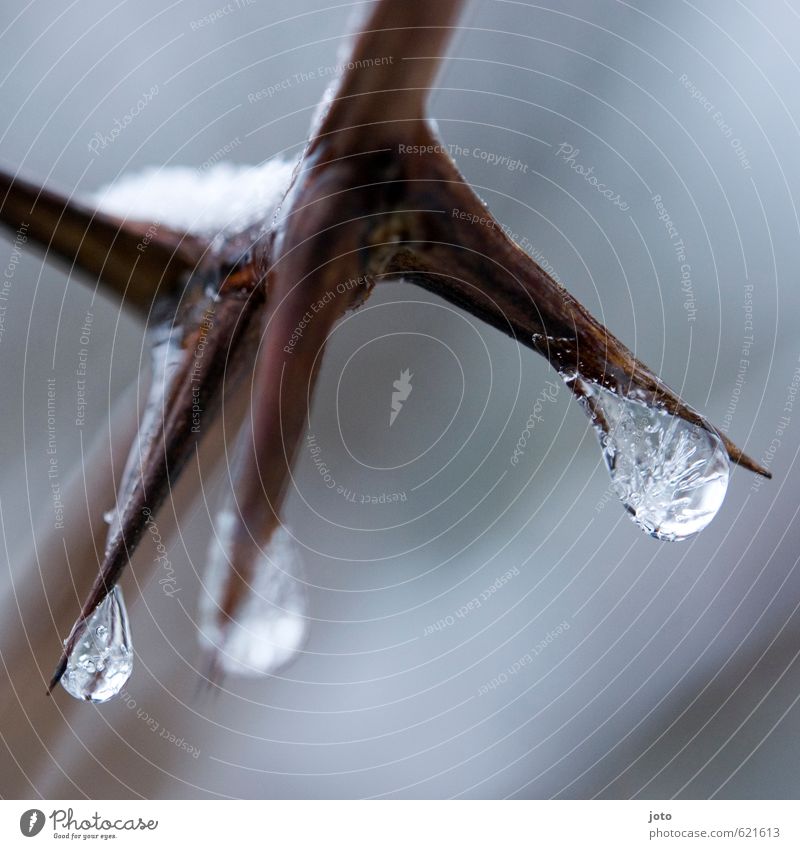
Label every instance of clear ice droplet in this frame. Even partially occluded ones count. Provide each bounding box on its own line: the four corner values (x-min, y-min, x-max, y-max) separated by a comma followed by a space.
569, 377, 730, 541
199, 513, 308, 677
60, 586, 134, 702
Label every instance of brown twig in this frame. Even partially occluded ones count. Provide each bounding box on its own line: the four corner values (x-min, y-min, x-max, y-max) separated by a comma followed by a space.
0, 0, 768, 691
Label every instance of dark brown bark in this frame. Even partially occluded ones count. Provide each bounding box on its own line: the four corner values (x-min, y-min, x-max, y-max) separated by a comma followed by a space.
0, 169, 209, 313
25, 0, 768, 691
49, 261, 263, 690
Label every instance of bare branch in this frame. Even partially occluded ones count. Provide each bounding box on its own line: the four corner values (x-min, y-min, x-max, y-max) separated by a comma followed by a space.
37, 0, 772, 698
201, 163, 372, 662
0, 168, 208, 313
333, 124, 770, 478
315, 0, 463, 143
49, 262, 264, 690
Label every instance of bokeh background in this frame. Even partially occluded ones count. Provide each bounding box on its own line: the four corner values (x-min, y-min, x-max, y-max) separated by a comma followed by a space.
1, 0, 800, 799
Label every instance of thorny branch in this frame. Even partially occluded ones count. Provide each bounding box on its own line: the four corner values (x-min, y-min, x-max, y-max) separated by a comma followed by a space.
0, 0, 770, 692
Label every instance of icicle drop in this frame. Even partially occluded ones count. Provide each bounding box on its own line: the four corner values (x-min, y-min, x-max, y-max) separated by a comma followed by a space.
60, 586, 134, 702
569, 377, 730, 541
199, 513, 308, 677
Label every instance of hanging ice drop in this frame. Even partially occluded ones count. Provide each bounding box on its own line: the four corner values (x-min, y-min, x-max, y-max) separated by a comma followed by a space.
569, 377, 730, 541
60, 586, 134, 702
199, 514, 308, 677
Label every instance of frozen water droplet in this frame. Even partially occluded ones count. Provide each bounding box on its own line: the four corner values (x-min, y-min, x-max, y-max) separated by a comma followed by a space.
72, 324, 181, 703
60, 586, 133, 702
199, 513, 308, 677
569, 377, 730, 541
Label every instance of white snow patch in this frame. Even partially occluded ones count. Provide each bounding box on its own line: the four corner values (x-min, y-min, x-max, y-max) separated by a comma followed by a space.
92, 157, 297, 238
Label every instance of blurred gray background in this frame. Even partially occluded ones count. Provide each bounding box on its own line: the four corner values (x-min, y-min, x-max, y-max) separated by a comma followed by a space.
1, 0, 800, 799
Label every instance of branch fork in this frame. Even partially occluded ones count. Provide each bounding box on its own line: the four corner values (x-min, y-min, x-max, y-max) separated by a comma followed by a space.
0, 0, 769, 691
